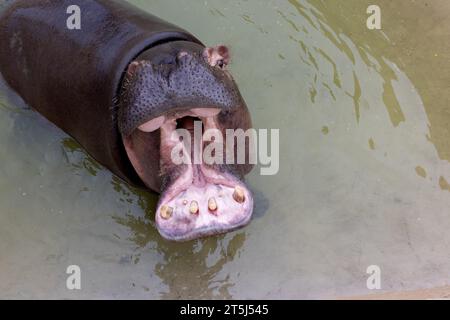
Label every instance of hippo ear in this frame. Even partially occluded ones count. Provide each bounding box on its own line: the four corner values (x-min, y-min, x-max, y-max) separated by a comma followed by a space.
203, 45, 230, 68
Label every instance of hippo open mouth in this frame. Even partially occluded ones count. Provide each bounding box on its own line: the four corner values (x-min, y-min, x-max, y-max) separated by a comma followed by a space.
118, 41, 254, 241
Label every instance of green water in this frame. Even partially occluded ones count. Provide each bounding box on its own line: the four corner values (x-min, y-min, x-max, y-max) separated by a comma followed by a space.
1, 0, 450, 298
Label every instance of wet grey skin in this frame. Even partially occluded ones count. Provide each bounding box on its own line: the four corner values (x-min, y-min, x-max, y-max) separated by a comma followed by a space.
118, 41, 254, 241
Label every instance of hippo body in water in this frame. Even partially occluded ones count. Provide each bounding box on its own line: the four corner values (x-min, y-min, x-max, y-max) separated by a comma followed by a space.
0, 0, 254, 241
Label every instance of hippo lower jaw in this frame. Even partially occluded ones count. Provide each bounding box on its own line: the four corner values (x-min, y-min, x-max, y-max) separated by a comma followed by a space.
147, 109, 253, 241
156, 164, 254, 242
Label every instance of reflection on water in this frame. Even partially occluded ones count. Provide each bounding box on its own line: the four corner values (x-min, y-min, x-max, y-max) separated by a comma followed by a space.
153, 234, 245, 299
1, 0, 450, 298
110, 177, 246, 299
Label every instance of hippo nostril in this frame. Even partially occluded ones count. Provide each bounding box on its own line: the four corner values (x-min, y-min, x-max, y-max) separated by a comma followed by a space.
177, 51, 189, 60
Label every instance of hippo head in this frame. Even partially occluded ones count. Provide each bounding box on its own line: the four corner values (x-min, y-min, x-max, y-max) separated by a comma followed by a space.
117, 41, 254, 241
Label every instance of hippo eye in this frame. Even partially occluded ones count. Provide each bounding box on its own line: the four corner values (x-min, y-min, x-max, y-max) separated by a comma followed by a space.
217, 59, 224, 68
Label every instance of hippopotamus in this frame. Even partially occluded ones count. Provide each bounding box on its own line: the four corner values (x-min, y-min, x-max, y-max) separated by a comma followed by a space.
0, 0, 254, 241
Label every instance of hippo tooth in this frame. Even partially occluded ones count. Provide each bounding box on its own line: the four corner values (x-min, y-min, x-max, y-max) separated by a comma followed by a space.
233, 186, 245, 203
160, 205, 173, 219
189, 201, 199, 214
208, 198, 217, 211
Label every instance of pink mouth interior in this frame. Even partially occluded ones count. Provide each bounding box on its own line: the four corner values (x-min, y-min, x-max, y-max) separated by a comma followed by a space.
124, 108, 253, 241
